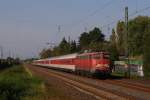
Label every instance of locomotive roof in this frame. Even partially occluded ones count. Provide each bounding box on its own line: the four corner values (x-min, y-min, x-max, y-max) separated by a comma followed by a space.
78, 52, 109, 56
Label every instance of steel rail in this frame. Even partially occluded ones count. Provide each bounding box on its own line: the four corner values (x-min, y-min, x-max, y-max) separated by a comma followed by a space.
30, 66, 127, 100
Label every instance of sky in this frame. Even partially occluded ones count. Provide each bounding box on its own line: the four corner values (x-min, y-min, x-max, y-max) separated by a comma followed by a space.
0, 0, 150, 59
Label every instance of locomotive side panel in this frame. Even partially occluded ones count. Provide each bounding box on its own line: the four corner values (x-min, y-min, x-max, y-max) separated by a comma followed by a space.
75, 56, 92, 72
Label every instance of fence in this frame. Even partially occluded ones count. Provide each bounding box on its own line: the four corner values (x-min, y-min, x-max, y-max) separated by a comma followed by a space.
114, 60, 144, 77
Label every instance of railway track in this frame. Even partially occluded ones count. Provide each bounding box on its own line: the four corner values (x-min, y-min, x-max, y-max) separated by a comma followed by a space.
39, 69, 125, 100
42, 66, 150, 92
29, 65, 137, 100
104, 80, 150, 93
49, 66, 150, 94
45, 69, 142, 99
27, 65, 150, 99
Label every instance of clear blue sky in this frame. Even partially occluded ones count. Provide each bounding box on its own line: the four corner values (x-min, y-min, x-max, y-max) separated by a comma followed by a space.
0, 0, 150, 59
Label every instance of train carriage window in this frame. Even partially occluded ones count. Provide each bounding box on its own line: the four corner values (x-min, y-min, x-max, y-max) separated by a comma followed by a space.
78, 55, 90, 59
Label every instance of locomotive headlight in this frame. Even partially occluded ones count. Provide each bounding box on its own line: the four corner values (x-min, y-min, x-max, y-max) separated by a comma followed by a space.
96, 64, 102, 67
96, 64, 109, 68
104, 64, 109, 68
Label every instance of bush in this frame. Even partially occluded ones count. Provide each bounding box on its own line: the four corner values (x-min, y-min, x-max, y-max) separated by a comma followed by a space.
0, 65, 43, 100
143, 30, 150, 77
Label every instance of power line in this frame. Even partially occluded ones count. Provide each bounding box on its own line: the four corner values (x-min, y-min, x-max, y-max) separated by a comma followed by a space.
136, 0, 138, 13
65, 0, 117, 41
89, 4, 150, 42
129, 6, 150, 17
67, 1, 150, 42
67, 0, 116, 29
100, 5, 150, 31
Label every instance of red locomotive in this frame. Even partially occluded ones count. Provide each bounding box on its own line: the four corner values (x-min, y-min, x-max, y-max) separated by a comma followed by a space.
33, 52, 112, 76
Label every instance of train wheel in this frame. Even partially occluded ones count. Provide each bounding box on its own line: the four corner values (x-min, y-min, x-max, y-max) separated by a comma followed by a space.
87, 73, 92, 78
76, 71, 79, 75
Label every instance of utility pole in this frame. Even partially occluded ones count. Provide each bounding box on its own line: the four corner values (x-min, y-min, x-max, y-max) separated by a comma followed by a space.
108, 24, 110, 34
58, 25, 61, 33
0, 46, 3, 59
9, 50, 11, 58
125, 6, 130, 78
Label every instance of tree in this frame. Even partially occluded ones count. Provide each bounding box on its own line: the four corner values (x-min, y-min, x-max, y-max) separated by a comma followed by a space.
128, 16, 149, 56
59, 37, 71, 55
143, 17, 150, 77
143, 32, 150, 77
39, 48, 52, 59
110, 28, 117, 46
70, 40, 77, 53
51, 46, 61, 56
79, 27, 105, 51
89, 27, 105, 42
79, 32, 90, 50
116, 21, 126, 55
109, 28, 119, 61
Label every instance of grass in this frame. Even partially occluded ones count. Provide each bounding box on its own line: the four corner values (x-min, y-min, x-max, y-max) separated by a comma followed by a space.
0, 65, 44, 100
111, 71, 150, 80
111, 71, 126, 77
0, 65, 77, 100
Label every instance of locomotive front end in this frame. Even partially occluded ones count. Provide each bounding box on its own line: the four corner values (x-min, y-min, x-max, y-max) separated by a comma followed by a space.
93, 52, 111, 75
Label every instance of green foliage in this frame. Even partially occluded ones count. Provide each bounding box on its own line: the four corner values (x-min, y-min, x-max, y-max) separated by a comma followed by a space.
128, 16, 150, 56
0, 57, 21, 69
143, 20, 150, 77
39, 27, 105, 58
79, 27, 105, 51
79, 32, 90, 50
0, 65, 43, 100
116, 21, 126, 54
59, 37, 71, 55
40, 37, 79, 57
89, 27, 104, 42
108, 45, 119, 61
110, 28, 117, 46
70, 40, 78, 53
109, 28, 119, 61
39, 49, 52, 59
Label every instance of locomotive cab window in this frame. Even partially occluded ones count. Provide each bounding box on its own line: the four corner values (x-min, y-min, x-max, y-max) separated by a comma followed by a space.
93, 54, 101, 59
92, 53, 108, 59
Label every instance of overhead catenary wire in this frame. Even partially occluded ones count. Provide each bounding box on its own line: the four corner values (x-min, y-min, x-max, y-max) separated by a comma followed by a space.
89, 5, 150, 42
67, 1, 150, 42
67, 0, 116, 29
65, 0, 117, 41
100, 5, 150, 30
